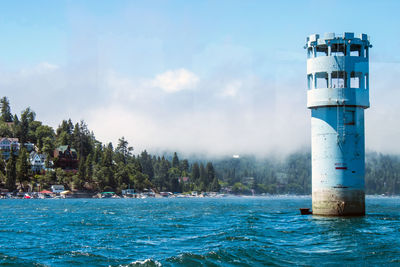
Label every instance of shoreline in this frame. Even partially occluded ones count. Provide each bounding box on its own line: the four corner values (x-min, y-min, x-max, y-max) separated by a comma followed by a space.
1, 193, 398, 200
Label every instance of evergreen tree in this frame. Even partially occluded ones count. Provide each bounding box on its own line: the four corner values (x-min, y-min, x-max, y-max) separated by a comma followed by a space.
139, 150, 154, 180
93, 143, 103, 164
5, 149, 17, 191
0, 153, 6, 182
210, 177, 221, 192
0, 97, 13, 122
206, 162, 215, 185
102, 143, 113, 167
72, 123, 81, 154
115, 137, 133, 164
115, 162, 130, 189
56, 119, 73, 146
191, 163, 200, 183
168, 168, 181, 192
18, 107, 36, 144
85, 153, 93, 181
0, 122, 12, 137
172, 152, 179, 169
16, 148, 30, 190
181, 159, 189, 174
78, 158, 86, 180
155, 157, 169, 191
101, 143, 116, 190
35, 125, 55, 152
132, 171, 152, 192
42, 136, 55, 164
199, 163, 206, 184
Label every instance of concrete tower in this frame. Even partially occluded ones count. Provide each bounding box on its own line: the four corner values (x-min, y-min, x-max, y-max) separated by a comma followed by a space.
305, 32, 372, 216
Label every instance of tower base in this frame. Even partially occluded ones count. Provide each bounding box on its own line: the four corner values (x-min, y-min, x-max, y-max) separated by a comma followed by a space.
312, 189, 365, 216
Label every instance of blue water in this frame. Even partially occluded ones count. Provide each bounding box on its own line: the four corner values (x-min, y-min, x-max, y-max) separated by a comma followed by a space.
0, 196, 399, 266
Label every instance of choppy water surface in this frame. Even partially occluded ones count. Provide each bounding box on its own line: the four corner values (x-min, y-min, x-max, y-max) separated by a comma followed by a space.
0, 196, 399, 266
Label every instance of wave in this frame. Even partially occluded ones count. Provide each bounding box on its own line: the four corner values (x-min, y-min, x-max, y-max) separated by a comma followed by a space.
118, 259, 162, 267
0, 252, 47, 266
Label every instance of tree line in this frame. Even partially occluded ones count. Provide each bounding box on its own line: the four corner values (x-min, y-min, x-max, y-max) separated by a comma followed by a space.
1, 96, 398, 195
212, 152, 400, 195
0, 97, 220, 193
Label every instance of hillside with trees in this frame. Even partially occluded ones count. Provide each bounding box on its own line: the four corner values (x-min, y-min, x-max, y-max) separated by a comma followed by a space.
0, 96, 399, 195
0, 97, 220, 193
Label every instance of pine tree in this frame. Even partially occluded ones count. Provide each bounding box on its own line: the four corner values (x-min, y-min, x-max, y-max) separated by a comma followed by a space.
172, 152, 179, 169
0, 97, 13, 123
18, 108, 36, 145
181, 159, 189, 174
5, 149, 17, 191
102, 143, 113, 168
16, 148, 30, 190
199, 163, 206, 184
140, 150, 154, 180
115, 137, 133, 164
55, 119, 73, 146
210, 177, 221, 192
85, 153, 93, 181
206, 162, 215, 185
191, 162, 200, 183
0, 153, 6, 182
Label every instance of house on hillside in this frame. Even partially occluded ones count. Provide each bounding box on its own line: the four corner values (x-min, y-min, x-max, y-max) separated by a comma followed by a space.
30, 151, 52, 173
0, 137, 19, 159
53, 145, 78, 170
51, 185, 65, 193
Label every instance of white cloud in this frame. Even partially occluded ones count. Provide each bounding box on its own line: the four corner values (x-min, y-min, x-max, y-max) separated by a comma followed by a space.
2, 47, 400, 157
151, 68, 199, 93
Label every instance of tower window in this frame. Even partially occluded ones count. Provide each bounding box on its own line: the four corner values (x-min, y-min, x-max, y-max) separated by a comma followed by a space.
307, 74, 313, 89
331, 43, 346, 56
332, 71, 347, 88
350, 44, 361, 57
307, 47, 313, 58
350, 72, 362, 88
316, 45, 328, 57
315, 72, 328, 88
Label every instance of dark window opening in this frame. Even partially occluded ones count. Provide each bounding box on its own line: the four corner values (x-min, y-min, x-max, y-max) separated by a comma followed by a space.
350, 71, 361, 88
307, 74, 313, 89
316, 45, 328, 57
307, 47, 313, 58
350, 44, 361, 57
315, 72, 328, 88
331, 71, 347, 88
331, 43, 346, 56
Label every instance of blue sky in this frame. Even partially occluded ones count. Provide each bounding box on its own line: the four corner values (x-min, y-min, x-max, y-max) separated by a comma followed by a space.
1, 0, 399, 155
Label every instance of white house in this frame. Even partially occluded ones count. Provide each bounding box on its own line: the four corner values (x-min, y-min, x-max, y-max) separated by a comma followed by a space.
51, 185, 65, 193
29, 152, 47, 173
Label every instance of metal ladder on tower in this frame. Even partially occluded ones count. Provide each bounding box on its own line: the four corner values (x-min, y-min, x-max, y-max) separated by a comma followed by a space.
337, 87, 346, 144
336, 40, 346, 145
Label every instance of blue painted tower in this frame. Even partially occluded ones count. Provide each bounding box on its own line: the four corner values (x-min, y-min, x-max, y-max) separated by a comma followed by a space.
305, 32, 372, 216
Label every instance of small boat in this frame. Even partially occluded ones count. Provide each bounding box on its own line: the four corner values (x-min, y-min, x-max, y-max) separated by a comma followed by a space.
300, 208, 312, 215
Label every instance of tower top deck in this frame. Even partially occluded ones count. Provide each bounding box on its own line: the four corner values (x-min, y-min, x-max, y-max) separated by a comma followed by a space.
305, 32, 372, 49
